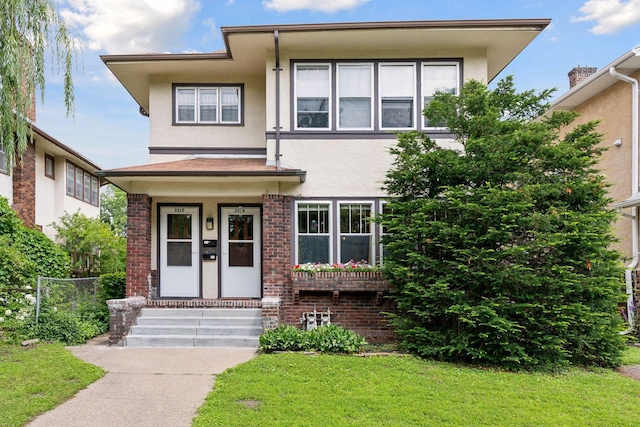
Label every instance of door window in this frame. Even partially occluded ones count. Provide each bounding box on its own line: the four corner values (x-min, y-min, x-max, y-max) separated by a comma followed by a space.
228, 214, 254, 267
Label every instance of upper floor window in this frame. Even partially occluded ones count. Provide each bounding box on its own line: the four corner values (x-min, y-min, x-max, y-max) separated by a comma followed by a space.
292, 60, 460, 132
0, 147, 6, 174
174, 85, 242, 125
422, 63, 459, 128
295, 64, 330, 129
45, 153, 55, 179
66, 161, 99, 206
379, 63, 416, 129
338, 64, 373, 130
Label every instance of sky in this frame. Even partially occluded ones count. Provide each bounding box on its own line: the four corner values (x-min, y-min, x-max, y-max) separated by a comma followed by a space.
36, 0, 640, 170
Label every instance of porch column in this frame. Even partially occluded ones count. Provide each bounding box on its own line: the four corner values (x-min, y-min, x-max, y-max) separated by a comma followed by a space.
127, 193, 152, 298
261, 194, 291, 328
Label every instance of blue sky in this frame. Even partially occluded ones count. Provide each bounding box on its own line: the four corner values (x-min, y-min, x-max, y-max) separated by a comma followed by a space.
38, 0, 640, 169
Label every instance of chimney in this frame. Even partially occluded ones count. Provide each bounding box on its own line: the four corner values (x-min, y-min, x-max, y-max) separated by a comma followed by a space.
568, 66, 597, 89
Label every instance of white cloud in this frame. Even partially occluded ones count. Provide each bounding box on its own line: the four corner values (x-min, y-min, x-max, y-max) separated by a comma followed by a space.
573, 0, 640, 34
263, 0, 370, 13
59, 0, 201, 54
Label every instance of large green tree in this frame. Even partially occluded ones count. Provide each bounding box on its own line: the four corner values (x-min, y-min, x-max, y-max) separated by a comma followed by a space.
52, 211, 126, 277
382, 77, 625, 370
0, 0, 76, 171
100, 184, 127, 237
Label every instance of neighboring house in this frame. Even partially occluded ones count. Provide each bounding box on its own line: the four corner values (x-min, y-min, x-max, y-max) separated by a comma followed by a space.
99, 19, 550, 342
547, 48, 640, 324
0, 124, 103, 240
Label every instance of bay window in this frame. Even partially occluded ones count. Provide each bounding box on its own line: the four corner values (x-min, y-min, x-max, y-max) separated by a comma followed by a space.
423, 63, 459, 127
174, 85, 241, 124
296, 203, 331, 264
379, 63, 416, 129
295, 64, 330, 129
338, 64, 373, 129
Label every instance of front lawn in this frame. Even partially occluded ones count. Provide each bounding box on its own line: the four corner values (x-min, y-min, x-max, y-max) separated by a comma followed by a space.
194, 350, 640, 427
0, 343, 104, 427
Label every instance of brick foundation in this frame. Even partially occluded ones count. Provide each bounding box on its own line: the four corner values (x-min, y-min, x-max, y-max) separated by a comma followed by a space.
107, 296, 146, 346
12, 142, 36, 228
126, 194, 152, 297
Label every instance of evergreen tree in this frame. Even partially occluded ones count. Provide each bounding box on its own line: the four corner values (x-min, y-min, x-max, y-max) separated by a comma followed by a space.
382, 77, 625, 370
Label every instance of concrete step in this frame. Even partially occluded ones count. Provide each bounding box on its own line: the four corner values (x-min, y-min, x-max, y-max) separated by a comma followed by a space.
125, 335, 259, 348
130, 325, 262, 337
136, 316, 262, 327
126, 307, 262, 348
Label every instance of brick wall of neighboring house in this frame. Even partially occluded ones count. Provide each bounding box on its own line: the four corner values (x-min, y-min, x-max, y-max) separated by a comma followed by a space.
127, 193, 152, 298
11, 142, 36, 228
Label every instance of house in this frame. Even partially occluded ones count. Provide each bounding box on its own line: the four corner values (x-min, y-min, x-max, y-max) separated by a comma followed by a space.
0, 117, 103, 240
98, 19, 550, 344
547, 48, 640, 325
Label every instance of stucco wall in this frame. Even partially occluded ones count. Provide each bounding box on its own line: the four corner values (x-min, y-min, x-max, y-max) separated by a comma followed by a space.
148, 74, 266, 154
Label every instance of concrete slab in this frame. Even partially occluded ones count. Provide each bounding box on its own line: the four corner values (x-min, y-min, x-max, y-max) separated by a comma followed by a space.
26, 334, 257, 427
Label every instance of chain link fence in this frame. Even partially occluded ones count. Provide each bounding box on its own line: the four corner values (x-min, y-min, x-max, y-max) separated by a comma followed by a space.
35, 276, 100, 323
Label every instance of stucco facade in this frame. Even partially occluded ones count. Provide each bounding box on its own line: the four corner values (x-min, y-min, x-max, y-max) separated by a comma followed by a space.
99, 19, 550, 341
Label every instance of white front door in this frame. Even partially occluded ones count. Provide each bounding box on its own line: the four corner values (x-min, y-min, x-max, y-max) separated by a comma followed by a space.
159, 206, 200, 297
220, 206, 261, 298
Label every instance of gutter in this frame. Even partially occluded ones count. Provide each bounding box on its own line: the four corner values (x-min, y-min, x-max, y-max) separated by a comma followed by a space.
610, 65, 639, 329
274, 30, 282, 171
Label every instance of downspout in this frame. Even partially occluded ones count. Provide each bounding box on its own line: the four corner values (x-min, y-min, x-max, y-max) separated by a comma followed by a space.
274, 30, 282, 171
610, 66, 639, 329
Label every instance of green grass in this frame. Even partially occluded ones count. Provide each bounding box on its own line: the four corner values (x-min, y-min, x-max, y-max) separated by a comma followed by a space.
621, 344, 640, 365
0, 343, 104, 427
194, 352, 640, 427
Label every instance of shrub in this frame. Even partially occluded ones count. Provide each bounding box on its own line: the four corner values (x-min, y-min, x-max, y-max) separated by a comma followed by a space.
260, 325, 367, 354
382, 77, 625, 370
95, 272, 126, 325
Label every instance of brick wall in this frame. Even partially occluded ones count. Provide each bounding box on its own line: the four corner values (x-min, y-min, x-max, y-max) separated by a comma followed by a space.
261, 194, 395, 343
261, 194, 292, 327
11, 142, 36, 228
127, 193, 152, 297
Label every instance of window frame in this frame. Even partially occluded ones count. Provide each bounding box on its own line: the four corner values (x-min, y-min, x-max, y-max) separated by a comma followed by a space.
422, 61, 460, 129
0, 147, 6, 174
294, 200, 333, 265
173, 84, 243, 126
378, 62, 417, 131
338, 200, 375, 264
66, 161, 99, 207
44, 153, 55, 179
336, 63, 374, 131
294, 63, 332, 131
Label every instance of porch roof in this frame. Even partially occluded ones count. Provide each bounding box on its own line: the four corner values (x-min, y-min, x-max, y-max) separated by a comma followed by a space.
96, 157, 306, 192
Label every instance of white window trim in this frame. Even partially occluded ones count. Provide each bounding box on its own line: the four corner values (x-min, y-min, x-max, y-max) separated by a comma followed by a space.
378, 62, 417, 131
0, 147, 6, 174
337, 200, 375, 264
336, 63, 374, 131
422, 61, 460, 129
294, 63, 332, 131
174, 85, 242, 125
294, 200, 334, 264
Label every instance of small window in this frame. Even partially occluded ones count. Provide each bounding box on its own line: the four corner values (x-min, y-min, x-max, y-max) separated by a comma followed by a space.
45, 154, 55, 179
175, 85, 242, 125
339, 203, 373, 264
379, 63, 416, 129
337, 64, 373, 130
0, 147, 6, 174
66, 161, 99, 206
296, 203, 331, 264
423, 63, 459, 127
295, 64, 330, 129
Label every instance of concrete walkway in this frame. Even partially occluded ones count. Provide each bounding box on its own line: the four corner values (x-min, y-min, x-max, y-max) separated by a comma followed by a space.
27, 335, 258, 427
